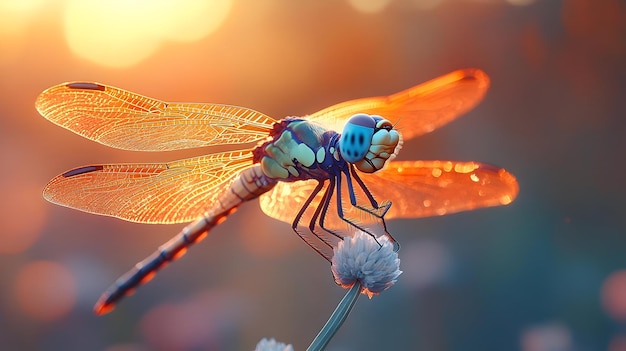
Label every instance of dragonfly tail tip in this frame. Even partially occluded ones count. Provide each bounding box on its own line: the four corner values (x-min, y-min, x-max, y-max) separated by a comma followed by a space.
93, 298, 115, 316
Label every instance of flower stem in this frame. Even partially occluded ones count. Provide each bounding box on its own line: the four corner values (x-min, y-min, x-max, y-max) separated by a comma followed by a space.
307, 282, 361, 351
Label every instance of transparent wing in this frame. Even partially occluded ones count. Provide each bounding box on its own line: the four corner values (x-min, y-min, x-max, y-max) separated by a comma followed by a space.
259, 160, 518, 226
43, 150, 255, 224
307, 68, 490, 141
35, 82, 276, 151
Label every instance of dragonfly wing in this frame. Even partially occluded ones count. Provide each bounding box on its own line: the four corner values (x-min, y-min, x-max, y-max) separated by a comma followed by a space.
260, 179, 322, 224
362, 160, 518, 219
307, 68, 489, 141
259, 160, 518, 226
257, 174, 382, 232
43, 151, 254, 224
35, 82, 276, 151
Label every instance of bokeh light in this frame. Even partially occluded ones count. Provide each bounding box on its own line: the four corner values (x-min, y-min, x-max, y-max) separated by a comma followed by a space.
609, 335, 626, 351
0, 0, 47, 34
520, 324, 572, 351
401, 240, 452, 290
140, 292, 242, 350
63, 0, 232, 68
13, 261, 77, 321
601, 270, 626, 321
0, 0, 48, 63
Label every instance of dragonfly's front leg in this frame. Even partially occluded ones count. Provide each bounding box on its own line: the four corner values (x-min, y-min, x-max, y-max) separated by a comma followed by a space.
291, 180, 334, 260
338, 168, 399, 252
334, 171, 378, 236
347, 164, 392, 218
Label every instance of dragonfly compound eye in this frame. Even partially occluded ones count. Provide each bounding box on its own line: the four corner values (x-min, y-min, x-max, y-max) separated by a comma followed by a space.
352, 115, 400, 173
339, 114, 376, 163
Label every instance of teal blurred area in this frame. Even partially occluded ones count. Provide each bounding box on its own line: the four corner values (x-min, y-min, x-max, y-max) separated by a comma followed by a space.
1, 0, 625, 350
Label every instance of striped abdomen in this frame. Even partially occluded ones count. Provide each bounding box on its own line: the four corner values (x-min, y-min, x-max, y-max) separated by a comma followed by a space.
94, 165, 276, 314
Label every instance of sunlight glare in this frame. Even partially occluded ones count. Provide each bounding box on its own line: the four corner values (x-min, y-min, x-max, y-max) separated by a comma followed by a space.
0, 0, 49, 63
63, 0, 232, 68
0, 0, 47, 36
154, 0, 231, 42
347, 0, 393, 14
0, 0, 46, 14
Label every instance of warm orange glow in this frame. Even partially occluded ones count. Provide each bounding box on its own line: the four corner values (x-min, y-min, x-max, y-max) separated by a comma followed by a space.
0, 172, 47, 254
0, 0, 46, 34
261, 160, 519, 226
191, 231, 208, 244
36, 82, 264, 224
62, 0, 232, 68
14, 261, 76, 321
414, 0, 444, 10
171, 248, 188, 260
35, 68, 519, 306
309, 68, 490, 138
431, 168, 443, 177
0, 0, 48, 63
140, 271, 157, 285
215, 213, 230, 226
94, 302, 115, 316
347, 0, 392, 13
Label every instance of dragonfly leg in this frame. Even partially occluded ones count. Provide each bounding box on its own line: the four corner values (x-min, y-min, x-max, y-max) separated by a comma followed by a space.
377, 212, 400, 252
347, 164, 392, 218
337, 170, 399, 252
309, 177, 344, 243
291, 180, 334, 261
334, 172, 378, 236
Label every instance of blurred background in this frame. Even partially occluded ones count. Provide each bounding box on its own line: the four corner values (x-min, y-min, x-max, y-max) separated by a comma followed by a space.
1, 0, 625, 350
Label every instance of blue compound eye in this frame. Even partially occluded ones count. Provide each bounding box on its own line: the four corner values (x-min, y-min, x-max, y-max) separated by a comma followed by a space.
339, 114, 375, 163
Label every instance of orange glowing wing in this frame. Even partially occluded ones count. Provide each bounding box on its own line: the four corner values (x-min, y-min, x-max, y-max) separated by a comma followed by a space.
308, 68, 489, 141
35, 82, 275, 151
43, 151, 254, 224
259, 160, 518, 228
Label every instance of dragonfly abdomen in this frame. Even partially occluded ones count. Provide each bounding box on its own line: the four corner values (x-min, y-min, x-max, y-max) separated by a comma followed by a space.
94, 165, 276, 314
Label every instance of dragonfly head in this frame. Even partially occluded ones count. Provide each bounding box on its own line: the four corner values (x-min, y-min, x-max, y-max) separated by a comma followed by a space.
339, 114, 400, 173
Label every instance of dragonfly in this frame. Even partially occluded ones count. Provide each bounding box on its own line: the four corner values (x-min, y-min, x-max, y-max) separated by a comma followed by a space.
36, 68, 519, 315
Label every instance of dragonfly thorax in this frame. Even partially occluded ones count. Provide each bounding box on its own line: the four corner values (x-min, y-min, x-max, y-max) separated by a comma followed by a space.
254, 118, 337, 181
339, 114, 401, 173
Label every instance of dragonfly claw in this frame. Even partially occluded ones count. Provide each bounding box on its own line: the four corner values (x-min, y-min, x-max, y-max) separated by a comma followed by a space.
354, 200, 392, 219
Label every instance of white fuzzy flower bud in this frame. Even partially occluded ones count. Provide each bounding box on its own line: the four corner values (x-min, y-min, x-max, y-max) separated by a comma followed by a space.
254, 337, 293, 351
331, 231, 402, 298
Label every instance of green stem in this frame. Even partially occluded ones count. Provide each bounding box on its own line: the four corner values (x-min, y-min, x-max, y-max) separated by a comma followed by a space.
307, 283, 362, 351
